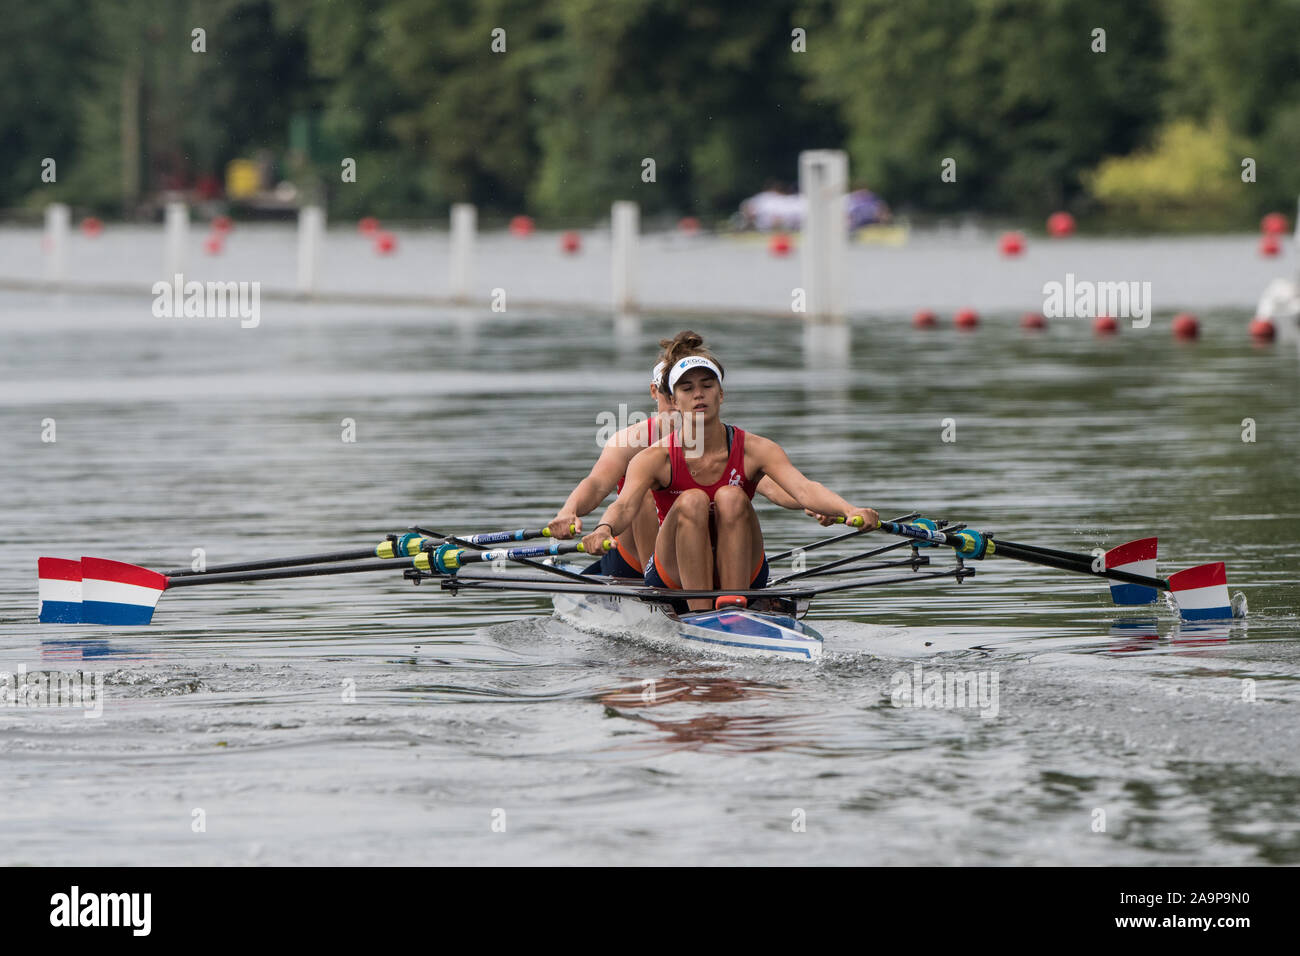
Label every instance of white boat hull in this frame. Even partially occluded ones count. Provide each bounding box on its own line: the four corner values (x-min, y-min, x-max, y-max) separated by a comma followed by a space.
552, 590, 824, 661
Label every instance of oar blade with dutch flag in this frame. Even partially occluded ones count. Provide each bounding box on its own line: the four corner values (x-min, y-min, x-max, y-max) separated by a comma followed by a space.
37, 557, 84, 624
1104, 537, 1160, 606
35, 525, 604, 626
854, 517, 1240, 623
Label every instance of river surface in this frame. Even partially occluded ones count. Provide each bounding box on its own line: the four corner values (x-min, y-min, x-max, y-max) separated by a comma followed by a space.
0, 231, 1297, 864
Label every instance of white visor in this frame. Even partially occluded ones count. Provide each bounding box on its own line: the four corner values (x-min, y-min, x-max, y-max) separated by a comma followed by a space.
651, 361, 667, 389
667, 356, 723, 393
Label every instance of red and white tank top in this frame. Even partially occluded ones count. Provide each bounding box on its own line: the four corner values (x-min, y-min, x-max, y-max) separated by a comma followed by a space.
652, 425, 759, 523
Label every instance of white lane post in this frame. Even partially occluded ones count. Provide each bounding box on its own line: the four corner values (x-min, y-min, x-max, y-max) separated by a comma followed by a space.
612, 200, 640, 315
297, 205, 325, 295
450, 203, 476, 303
798, 150, 848, 321
164, 201, 189, 280
43, 202, 70, 285
1294, 195, 1300, 281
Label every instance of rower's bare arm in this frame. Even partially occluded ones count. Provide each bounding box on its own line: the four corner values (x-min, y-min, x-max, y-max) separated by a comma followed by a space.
759, 476, 842, 512
547, 426, 643, 537
750, 436, 879, 526
579, 446, 667, 554
757, 475, 806, 509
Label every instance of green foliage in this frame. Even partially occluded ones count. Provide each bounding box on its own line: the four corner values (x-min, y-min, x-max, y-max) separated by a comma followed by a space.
1162, 0, 1300, 137
2, 0, 1296, 225
795, 0, 1167, 213
0, 0, 96, 210
1086, 120, 1243, 223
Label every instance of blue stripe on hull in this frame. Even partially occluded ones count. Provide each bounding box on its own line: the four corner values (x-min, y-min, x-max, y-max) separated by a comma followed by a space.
677, 610, 821, 658
38, 601, 83, 624
682, 610, 804, 636
81, 601, 156, 626
1109, 583, 1159, 605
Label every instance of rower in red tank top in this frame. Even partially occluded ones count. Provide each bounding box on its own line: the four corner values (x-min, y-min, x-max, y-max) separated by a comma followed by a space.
652, 424, 757, 524
546, 353, 809, 580
581, 331, 881, 613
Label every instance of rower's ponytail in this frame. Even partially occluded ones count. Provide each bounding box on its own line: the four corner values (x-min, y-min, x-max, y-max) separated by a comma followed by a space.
657, 330, 724, 393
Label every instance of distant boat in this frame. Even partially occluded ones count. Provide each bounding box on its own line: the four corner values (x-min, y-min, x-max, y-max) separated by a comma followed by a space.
719, 221, 910, 247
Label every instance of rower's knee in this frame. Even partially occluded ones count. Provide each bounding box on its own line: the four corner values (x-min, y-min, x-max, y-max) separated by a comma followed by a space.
674, 488, 711, 522
713, 484, 752, 521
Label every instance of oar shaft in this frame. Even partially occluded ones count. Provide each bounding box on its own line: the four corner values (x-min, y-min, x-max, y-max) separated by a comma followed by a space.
165, 558, 420, 587
989, 538, 1170, 590
164, 525, 574, 579
165, 540, 610, 586
164, 545, 399, 577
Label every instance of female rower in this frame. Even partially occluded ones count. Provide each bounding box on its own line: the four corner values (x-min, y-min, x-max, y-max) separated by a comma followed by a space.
548, 356, 809, 578
580, 331, 879, 610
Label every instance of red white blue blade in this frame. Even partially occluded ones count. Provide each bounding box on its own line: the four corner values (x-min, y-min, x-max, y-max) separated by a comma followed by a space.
38, 557, 83, 623
80, 557, 168, 625
1104, 537, 1159, 605
1168, 562, 1232, 621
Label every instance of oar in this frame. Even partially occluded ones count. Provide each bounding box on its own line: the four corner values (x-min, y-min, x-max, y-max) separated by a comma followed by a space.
841, 518, 1157, 585
164, 525, 575, 577
845, 517, 1234, 621
163, 535, 435, 577
38, 539, 610, 626
410, 525, 596, 585
166, 540, 610, 586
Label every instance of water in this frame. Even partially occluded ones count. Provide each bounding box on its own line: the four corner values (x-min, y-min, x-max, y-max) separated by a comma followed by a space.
1, 234, 1298, 864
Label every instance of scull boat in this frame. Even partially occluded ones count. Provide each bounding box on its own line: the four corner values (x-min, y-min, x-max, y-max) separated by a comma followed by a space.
35, 515, 1242, 661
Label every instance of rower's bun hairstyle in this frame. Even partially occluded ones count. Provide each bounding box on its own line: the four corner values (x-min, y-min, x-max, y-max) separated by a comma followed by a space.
657, 330, 724, 393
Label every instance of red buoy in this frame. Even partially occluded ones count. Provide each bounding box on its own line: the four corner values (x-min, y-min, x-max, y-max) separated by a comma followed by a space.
1093, 315, 1118, 336
212, 215, 233, 234
769, 232, 792, 256
1261, 212, 1289, 236
1046, 212, 1075, 238
1171, 312, 1200, 340
374, 231, 397, 255
954, 307, 980, 330
1248, 318, 1276, 342
203, 233, 224, 256
358, 216, 380, 236
79, 216, 103, 238
912, 309, 938, 329
1259, 235, 1281, 257
1020, 311, 1046, 331
999, 231, 1025, 257
560, 230, 581, 254
509, 215, 535, 237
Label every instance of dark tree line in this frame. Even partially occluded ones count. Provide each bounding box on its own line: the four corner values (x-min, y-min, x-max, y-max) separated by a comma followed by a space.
2, 0, 1296, 225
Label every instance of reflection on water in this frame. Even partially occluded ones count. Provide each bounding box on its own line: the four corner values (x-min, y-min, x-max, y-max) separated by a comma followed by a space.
596, 677, 812, 754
